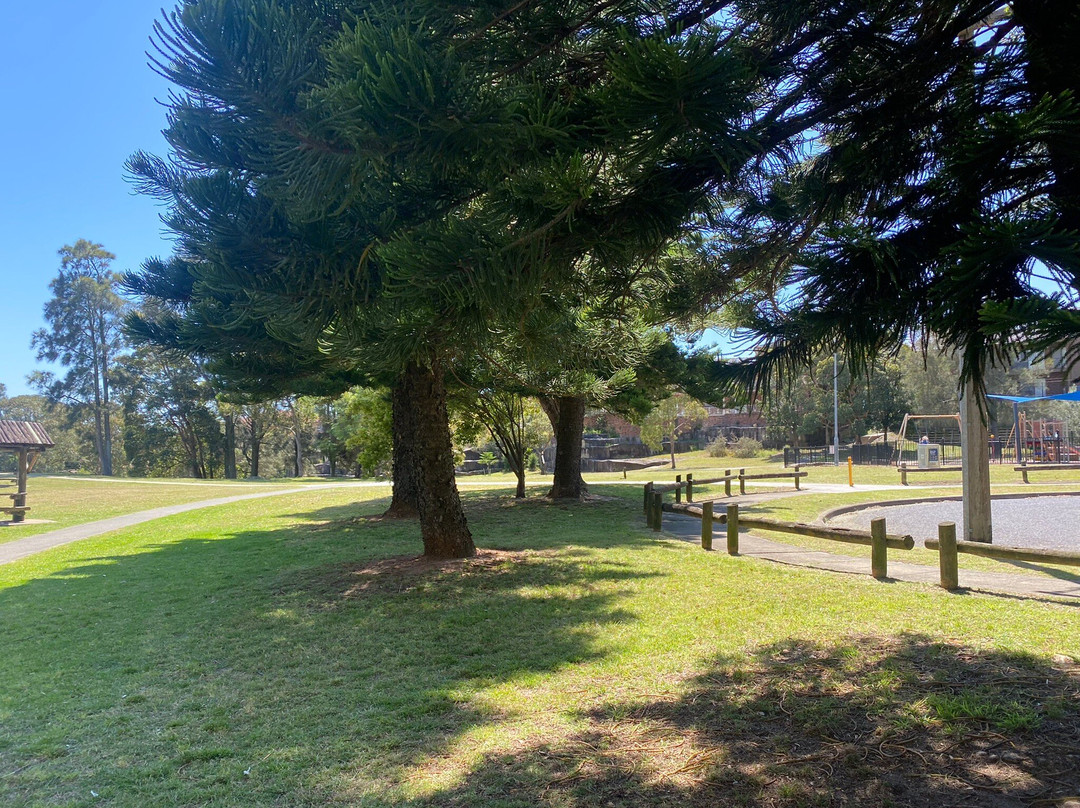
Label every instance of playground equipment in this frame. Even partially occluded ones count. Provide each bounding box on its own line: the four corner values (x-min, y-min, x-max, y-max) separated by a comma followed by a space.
893, 413, 962, 467
1004, 414, 1076, 463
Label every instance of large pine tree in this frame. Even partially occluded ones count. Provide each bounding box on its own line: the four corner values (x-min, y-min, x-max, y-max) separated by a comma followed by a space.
127, 1, 781, 556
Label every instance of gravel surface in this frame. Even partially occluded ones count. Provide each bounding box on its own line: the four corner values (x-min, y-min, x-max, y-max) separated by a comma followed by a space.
828, 495, 1080, 551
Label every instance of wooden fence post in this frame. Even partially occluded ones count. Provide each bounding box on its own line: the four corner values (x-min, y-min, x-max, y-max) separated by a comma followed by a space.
724, 469, 732, 497
938, 522, 959, 590
726, 503, 739, 554
871, 517, 887, 579
794, 464, 801, 490
686, 473, 693, 502
652, 492, 662, 532
13, 448, 28, 524
739, 468, 746, 495
701, 501, 713, 550
1020, 461, 1029, 484
675, 474, 682, 503
644, 482, 653, 515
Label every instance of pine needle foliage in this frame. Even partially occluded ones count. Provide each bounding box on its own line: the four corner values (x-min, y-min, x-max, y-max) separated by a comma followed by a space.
712, 0, 1080, 400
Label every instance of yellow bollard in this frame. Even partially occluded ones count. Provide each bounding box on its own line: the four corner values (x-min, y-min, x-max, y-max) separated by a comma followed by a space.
848, 456, 854, 487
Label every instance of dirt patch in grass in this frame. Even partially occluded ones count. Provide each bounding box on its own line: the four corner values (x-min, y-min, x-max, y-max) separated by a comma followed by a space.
418, 635, 1080, 807
278, 548, 549, 603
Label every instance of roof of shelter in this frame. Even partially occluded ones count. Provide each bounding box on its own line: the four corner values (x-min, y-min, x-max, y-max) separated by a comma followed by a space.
0, 420, 55, 450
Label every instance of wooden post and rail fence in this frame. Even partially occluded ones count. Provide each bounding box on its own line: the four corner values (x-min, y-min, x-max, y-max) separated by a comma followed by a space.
644, 471, 907, 580
644, 475, 1080, 590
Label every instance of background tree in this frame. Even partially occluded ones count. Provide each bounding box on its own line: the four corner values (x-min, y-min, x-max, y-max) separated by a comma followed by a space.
234, 402, 284, 479
31, 240, 128, 475
336, 388, 394, 479
454, 388, 553, 498
640, 392, 708, 469
117, 346, 223, 478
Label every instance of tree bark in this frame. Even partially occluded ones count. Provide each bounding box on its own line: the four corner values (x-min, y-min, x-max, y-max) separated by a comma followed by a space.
404, 361, 474, 557
291, 400, 303, 477
540, 395, 589, 500
223, 414, 237, 479
384, 380, 420, 518
250, 429, 261, 478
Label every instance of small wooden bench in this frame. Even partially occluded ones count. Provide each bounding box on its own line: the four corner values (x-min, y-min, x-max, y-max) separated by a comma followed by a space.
608, 459, 670, 479
897, 464, 963, 485
1014, 462, 1080, 483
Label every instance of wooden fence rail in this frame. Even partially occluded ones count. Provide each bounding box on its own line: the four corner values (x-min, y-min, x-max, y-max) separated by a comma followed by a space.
925, 528, 1080, 586
645, 481, 911, 580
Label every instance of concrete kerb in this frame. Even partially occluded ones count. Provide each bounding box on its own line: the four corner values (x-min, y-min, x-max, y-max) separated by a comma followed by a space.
819, 489, 1080, 523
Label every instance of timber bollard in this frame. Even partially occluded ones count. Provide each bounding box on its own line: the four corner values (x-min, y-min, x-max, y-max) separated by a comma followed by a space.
938, 522, 959, 590
652, 492, 663, 531
1019, 461, 1029, 484
675, 474, 682, 503
739, 468, 746, 495
871, 518, 888, 579
644, 482, 653, 515
724, 469, 732, 497
701, 501, 713, 550
686, 473, 694, 502
726, 503, 739, 554
794, 464, 801, 490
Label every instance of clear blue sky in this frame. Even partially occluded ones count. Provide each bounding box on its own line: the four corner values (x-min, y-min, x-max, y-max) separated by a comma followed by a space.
0, 1, 177, 396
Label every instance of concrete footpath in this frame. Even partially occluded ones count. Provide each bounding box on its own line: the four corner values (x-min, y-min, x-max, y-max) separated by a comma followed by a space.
0, 483, 368, 566
662, 510, 1080, 602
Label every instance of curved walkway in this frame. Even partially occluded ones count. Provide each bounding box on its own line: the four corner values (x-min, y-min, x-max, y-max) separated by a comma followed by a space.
0, 482, 372, 566
660, 490, 1080, 603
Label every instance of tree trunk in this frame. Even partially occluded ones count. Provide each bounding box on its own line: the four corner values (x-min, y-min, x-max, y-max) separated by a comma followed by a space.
102, 405, 113, 476
250, 433, 261, 478
540, 395, 589, 500
404, 361, 474, 557
101, 356, 113, 477
223, 414, 237, 479
669, 438, 676, 470
384, 380, 420, 518
291, 401, 303, 477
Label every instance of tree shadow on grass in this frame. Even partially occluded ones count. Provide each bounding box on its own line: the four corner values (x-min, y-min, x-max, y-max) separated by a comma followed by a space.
404, 633, 1080, 808
992, 559, 1080, 587
0, 491, 663, 806
280, 487, 662, 553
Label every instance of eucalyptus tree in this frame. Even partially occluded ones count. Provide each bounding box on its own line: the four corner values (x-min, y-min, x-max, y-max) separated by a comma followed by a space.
31, 240, 128, 476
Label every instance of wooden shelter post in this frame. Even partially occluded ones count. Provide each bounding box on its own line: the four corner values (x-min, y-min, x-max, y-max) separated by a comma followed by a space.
13, 449, 28, 523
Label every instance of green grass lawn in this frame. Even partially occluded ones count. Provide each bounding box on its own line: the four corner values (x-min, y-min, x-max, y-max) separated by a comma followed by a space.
1, 482, 1079, 806
0, 477, 308, 543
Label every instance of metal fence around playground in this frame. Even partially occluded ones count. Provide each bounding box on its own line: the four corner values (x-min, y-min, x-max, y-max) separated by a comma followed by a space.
784, 437, 1079, 468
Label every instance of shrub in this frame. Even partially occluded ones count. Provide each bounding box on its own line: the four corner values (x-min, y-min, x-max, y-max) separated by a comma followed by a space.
705, 437, 729, 457
732, 437, 763, 458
